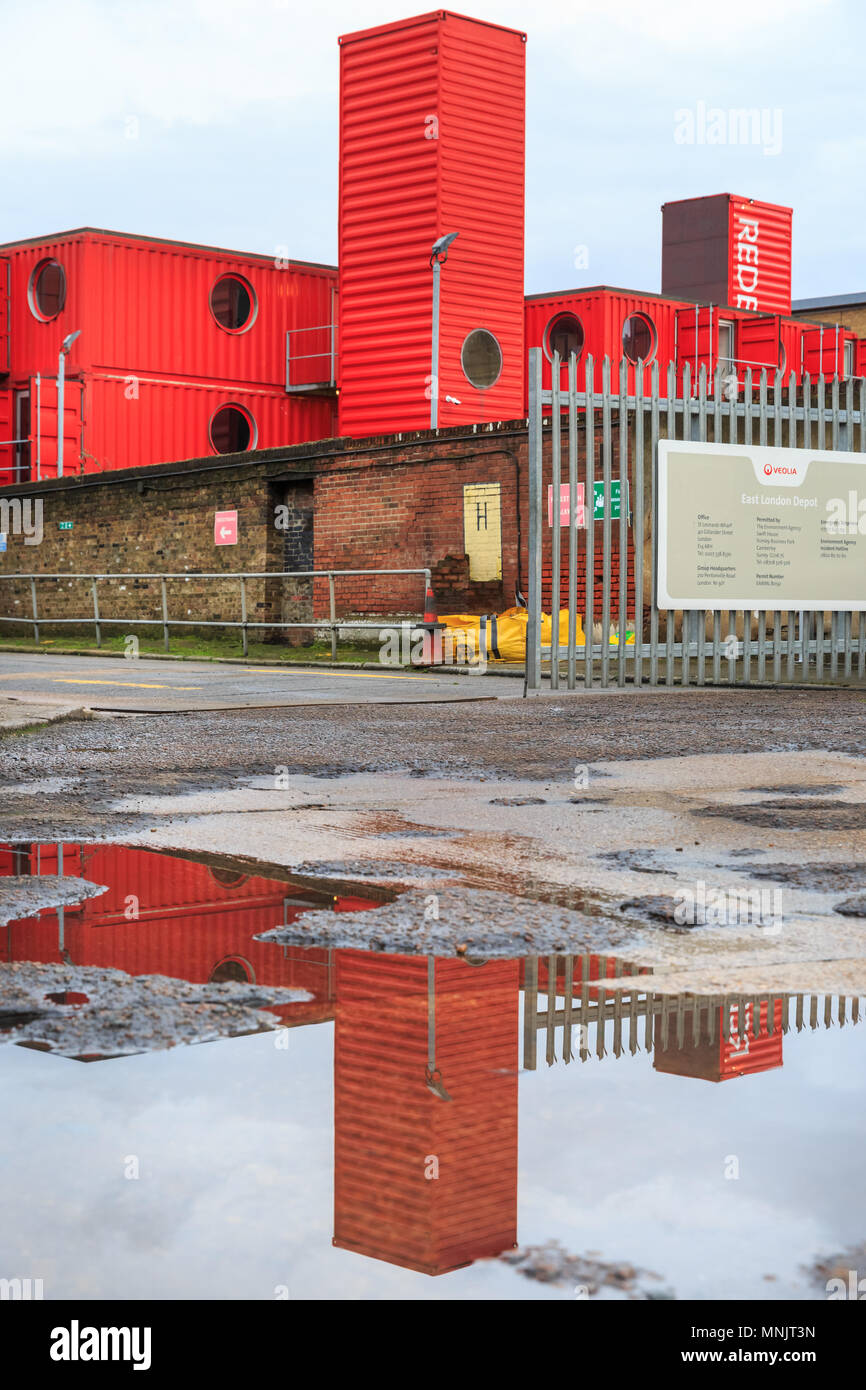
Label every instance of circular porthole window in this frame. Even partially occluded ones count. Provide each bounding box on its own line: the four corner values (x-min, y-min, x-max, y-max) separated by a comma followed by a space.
207, 867, 250, 888
209, 404, 256, 454
29, 259, 67, 321
461, 328, 503, 390
210, 274, 256, 333
621, 312, 657, 364
545, 312, 585, 365
209, 957, 254, 984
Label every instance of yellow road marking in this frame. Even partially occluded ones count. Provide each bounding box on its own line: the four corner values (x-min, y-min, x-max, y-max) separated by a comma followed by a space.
241, 667, 453, 681
50, 679, 202, 690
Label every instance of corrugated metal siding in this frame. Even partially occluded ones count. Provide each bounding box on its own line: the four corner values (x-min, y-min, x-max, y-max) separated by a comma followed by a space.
654, 999, 783, 1081
0, 845, 375, 1020
661, 193, 730, 304
338, 14, 442, 437
0, 385, 12, 484
25, 375, 84, 479
437, 13, 525, 429
727, 197, 793, 316
738, 313, 783, 372
675, 304, 715, 378
0, 256, 10, 374
524, 289, 686, 405
338, 11, 525, 438
721, 999, 784, 1078
0, 232, 335, 389
779, 318, 804, 382
78, 845, 286, 912
0, 232, 337, 478
82, 233, 335, 385
530, 953, 651, 1000
82, 372, 334, 472
333, 950, 518, 1274
802, 325, 856, 378
1, 236, 90, 385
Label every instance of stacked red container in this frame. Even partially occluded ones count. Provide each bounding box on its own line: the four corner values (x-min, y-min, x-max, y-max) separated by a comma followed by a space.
0, 229, 338, 485
338, 10, 526, 438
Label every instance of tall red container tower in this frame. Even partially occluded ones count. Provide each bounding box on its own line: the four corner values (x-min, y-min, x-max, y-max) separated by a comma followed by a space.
338, 10, 526, 438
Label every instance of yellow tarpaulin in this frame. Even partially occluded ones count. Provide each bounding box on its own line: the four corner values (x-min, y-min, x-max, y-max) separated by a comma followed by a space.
438, 608, 634, 663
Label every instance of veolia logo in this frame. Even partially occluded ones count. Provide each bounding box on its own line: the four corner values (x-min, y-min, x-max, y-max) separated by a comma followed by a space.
748, 450, 811, 487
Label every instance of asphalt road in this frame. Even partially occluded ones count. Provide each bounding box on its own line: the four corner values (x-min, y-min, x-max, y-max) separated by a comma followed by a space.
0, 651, 524, 712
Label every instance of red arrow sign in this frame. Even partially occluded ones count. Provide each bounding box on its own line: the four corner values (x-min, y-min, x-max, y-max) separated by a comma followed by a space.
214, 510, 238, 545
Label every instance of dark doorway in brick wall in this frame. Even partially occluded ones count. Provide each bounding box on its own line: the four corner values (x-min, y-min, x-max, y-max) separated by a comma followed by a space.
273, 478, 315, 645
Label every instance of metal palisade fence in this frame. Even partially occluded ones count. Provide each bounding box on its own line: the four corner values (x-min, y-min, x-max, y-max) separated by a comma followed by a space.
525, 349, 866, 690
521, 953, 859, 1070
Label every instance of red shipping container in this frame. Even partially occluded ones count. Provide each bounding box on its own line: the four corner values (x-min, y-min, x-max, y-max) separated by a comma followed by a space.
802, 323, 857, 379
0, 228, 338, 482
338, 10, 526, 438
654, 998, 784, 1082
0, 256, 9, 374
524, 286, 690, 407
662, 194, 793, 316
333, 949, 519, 1274
0, 842, 379, 1028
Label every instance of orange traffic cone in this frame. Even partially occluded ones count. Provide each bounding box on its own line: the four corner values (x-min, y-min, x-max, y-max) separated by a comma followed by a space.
420, 582, 445, 630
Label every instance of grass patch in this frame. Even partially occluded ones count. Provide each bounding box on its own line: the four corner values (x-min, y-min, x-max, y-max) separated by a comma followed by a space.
0, 626, 383, 665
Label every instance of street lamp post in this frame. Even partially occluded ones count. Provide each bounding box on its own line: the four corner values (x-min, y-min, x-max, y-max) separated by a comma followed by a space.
429, 232, 458, 429
57, 330, 81, 478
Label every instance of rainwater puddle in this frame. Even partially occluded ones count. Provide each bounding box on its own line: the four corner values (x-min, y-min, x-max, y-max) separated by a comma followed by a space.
0, 841, 863, 1301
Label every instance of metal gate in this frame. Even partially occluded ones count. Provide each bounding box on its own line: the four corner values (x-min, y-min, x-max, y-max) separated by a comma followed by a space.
526, 351, 866, 689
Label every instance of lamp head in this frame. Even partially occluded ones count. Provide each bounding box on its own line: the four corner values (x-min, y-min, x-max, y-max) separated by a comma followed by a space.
430, 231, 459, 266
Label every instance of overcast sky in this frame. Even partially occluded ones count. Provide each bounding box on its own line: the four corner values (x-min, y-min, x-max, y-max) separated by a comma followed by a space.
1, 0, 861, 299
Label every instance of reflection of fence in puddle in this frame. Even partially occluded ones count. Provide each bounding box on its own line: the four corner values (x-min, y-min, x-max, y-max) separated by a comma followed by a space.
522, 954, 862, 1076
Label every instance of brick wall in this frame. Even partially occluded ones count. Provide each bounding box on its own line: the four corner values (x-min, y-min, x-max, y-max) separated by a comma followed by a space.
312, 443, 522, 616
0, 459, 276, 637
0, 418, 637, 639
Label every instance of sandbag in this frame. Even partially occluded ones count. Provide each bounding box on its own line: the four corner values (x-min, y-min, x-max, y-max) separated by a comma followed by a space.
439, 607, 590, 663
438, 607, 533, 662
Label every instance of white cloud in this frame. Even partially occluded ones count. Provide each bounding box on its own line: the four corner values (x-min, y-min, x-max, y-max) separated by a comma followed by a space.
0, 0, 861, 289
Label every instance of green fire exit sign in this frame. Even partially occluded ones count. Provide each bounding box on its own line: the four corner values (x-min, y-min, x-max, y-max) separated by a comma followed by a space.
593, 480, 624, 520
58, 521, 73, 531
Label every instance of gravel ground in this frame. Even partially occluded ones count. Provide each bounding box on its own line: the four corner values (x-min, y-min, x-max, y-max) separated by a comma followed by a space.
1, 686, 864, 989
0, 874, 107, 925
0, 688, 864, 789
0, 959, 309, 1058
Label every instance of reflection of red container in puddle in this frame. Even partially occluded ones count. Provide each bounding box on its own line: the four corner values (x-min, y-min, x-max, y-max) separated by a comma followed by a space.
519, 953, 652, 1001
0, 842, 376, 1027
654, 999, 784, 1082
333, 951, 519, 1275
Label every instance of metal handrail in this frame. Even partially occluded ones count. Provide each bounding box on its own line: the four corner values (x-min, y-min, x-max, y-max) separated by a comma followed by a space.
0, 567, 431, 659
285, 322, 337, 392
